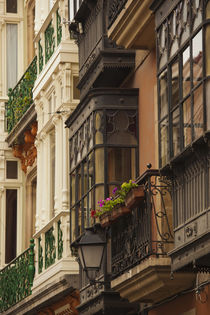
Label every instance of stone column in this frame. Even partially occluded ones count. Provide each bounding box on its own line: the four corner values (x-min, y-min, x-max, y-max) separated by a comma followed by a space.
52, 115, 61, 216
62, 114, 69, 210
35, 138, 42, 232
0, 186, 5, 267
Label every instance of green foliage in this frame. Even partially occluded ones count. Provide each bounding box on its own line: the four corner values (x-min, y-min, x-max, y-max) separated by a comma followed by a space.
95, 179, 138, 217
0, 244, 35, 312
118, 179, 138, 198
7, 56, 37, 133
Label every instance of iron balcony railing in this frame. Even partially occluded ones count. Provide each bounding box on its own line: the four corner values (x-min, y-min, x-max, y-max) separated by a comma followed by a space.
0, 240, 35, 312
35, 3, 62, 74
33, 211, 74, 277
6, 56, 37, 133
111, 169, 174, 279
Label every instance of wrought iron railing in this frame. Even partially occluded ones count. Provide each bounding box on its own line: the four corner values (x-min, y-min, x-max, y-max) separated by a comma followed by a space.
6, 56, 37, 133
35, 212, 68, 276
0, 239, 35, 312
111, 170, 173, 279
108, 0, 128, 28
36, 7, 62, 74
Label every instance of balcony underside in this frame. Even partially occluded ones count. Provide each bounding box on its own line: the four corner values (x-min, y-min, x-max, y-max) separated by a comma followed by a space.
6, 103, 36, 147
111, 257, 195, 303
108, 0, 155, 50
170, 230, 210, 272
78, 50, 135, 100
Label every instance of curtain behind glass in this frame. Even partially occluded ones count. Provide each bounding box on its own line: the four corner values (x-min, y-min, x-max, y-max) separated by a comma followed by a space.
7, 24, 18, 90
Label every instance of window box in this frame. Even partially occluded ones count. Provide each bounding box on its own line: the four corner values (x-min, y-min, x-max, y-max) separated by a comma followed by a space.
125, 186, 145, 209
99, 204, 131, 228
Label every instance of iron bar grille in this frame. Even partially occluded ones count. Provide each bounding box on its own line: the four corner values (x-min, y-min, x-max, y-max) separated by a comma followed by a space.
111, 170, 173, 279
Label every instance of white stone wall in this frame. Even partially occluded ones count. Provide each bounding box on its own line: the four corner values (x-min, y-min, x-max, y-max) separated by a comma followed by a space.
0, 0, 28, 268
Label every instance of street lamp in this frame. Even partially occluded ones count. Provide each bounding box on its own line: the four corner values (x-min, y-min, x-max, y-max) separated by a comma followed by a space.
76, 227, 106, 284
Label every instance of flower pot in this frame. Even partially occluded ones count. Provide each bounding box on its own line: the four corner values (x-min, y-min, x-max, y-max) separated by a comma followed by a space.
99, 212, 112, 228
111, 204, 131, 221
125, 186, 145, 209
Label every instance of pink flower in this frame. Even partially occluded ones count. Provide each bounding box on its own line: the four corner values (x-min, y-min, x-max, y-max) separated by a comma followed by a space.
112, 187, 118, 195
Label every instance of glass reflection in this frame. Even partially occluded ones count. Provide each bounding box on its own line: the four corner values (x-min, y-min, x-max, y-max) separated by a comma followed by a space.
172, 108, 180, 156
95, 148, 104, 183
183, 46, 191, 97
160, 118, 169, 166
193, 85, 203, 139
206, 26, 210, 75
192, 30, 203, 86
108, 147, 134, 183
183, 97, 192, 147
171, 61, 179, 108
159, 69, 168, 119
206, 1, 210, 19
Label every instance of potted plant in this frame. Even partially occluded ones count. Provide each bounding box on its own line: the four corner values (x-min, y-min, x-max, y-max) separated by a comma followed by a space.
92, 180, 144, 227
119, 180, 144, 209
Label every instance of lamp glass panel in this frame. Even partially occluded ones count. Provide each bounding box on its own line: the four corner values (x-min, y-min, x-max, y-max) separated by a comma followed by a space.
78, 247, 85, 269
82, 245, 104, 269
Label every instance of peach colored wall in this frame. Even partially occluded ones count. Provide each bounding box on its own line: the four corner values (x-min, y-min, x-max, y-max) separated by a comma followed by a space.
149, 286, 210, 315
125, 49, 157, 176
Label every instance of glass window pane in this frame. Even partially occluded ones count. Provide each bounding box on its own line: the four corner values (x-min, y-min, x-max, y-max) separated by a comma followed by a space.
71, 207, 76, 242
83, 160, 88, 195
192, 30, 203, 86
107, 147, 134, 183
180, 0, 190, 45
159, 69, 168, 119
95, 148, 104, 183
6, 0, 17, 13
160, 118, 169, 166
6, 161, 18, 179
95, 185, 104, 211
76, 166, 82, 201
88, 152, 94, 190
83, 196, 89, 228
193, 85, 203, 139
73, 76, 80, 99
171, 61, 179, 108
5, 189, 17, 263
70, 170, 76, 207
7, 24, 18, 90
172, 108, 180, 156
206, 79, 210, 130
206, 1, 210, 18
95, 111, 103, 145
192, 0, 202, 30
183, 46, 191, 98
183, 97, 192, 147
206, 26, 210, 76
106, 111, 137, 145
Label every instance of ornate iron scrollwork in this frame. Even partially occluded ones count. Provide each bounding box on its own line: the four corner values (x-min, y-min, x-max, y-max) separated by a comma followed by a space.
111, 171, 173, 279
0, 241, 35, 312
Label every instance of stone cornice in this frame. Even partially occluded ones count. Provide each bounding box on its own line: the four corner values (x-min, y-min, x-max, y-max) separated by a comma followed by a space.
108, 0, 155, 49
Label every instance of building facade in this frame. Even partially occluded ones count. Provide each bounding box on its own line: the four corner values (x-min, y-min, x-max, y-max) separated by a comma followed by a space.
67, 0, 210, 315
0, 0, 80, 314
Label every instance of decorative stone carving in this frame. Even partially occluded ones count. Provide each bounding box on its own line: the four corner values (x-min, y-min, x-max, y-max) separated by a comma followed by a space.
12, 122, 38, 173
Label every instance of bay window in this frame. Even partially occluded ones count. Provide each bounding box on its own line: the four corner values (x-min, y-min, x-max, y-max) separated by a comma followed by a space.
157, 0, 210, 167
68, 89, 138, 242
